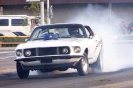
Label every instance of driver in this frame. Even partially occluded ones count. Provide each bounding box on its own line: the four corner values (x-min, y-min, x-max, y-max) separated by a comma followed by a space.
68, 27, 83, 38
68, 27, 79, 36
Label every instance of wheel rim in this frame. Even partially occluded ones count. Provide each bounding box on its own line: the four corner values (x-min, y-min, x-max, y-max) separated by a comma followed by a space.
81, 57, 88, 72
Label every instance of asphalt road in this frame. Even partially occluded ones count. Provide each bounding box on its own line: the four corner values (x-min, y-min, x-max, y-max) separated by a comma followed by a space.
0, 65, 133, 88
0, 46, 133, 88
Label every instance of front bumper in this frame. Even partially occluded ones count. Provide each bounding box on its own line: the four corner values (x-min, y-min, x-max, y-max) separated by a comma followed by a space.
15, 55, 84, 70
21, 62, 76, 70
14, 55, 83, 61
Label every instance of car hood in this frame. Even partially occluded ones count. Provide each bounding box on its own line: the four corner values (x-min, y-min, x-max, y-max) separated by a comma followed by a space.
16, 38, 87, 49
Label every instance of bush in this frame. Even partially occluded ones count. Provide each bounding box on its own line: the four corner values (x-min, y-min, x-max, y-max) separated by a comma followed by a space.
0, 36, 29, 47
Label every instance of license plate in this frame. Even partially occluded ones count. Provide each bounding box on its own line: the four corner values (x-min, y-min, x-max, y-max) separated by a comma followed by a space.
41, 59, 52, 63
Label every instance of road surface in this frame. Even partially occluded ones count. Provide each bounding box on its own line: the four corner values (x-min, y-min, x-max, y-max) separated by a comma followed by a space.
0, 46, 133, 88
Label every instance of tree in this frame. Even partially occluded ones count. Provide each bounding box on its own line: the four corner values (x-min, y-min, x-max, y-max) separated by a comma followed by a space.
24, 2, 40, 16
24, 2, 41, 32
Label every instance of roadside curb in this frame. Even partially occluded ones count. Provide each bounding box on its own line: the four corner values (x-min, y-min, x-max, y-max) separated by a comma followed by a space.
0, 47, 16, 51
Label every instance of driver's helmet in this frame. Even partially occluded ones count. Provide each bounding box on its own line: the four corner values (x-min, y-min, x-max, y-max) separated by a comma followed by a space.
68, 27, 78, 36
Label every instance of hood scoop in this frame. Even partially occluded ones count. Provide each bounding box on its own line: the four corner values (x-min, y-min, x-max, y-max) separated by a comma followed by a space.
44, 33, 58, 40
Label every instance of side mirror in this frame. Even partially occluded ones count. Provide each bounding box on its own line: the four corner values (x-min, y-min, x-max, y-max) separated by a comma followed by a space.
25, 39, 28, 42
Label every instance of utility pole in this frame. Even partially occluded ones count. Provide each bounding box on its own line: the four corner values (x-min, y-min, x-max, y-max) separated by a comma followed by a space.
0, 7, 3, 15
108, 3, 112, 28
47, 0, 50, 24
40, 0, 45, 25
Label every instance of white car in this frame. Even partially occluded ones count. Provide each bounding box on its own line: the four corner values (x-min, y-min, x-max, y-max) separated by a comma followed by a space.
14, 23, 103, 79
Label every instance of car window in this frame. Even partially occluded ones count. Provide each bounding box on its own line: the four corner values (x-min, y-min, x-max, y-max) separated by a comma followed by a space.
31, 28, 43, 39
29, 26, 85, 40
67, 27, 84, 38
11, 19, 28, 26
0, 19, 9, 26
58, 28, 69, 37
85, 27, 90, 37
85, 26, 94, 36
78, 28, 84, 35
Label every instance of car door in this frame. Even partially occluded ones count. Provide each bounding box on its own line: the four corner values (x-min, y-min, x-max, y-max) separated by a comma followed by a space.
85, 26, 99, 63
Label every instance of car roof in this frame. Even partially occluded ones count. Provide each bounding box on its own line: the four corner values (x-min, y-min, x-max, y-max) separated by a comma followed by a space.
37, 23, 88, 28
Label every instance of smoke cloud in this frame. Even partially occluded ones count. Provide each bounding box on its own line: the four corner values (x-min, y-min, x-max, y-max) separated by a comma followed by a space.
65, 4, 133, 72
66, 4, 121, 35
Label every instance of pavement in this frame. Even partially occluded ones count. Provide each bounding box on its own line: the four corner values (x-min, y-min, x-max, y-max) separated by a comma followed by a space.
0, 59, 16, 77
0, 47, 16, 76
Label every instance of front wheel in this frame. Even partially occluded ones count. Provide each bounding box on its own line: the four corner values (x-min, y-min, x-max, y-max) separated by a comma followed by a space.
77, 53, 89, 76
16, 61, 29, 79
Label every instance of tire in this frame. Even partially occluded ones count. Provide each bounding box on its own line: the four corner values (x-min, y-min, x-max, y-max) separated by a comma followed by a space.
16, 61, 29, 79
91, 47, 103, 73
77, 53, 89, 76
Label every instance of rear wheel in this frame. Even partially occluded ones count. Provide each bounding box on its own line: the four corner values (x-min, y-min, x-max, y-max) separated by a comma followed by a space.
77, 53, 89, 76
91, 47, 103, 73
16, 61, 29, 79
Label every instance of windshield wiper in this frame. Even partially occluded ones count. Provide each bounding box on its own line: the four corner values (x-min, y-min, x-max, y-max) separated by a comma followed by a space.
60, 36, 72, 38
32, 38, 43, 40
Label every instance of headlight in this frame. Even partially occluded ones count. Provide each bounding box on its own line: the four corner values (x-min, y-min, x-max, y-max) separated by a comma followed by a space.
62, 48, 69, 54
25, 50, 31, 57
16, 50, 22, 57
74, 46, 81, 53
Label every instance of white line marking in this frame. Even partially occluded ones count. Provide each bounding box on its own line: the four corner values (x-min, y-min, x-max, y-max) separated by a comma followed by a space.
0, 51, 15, 54
0, 56, 15, 59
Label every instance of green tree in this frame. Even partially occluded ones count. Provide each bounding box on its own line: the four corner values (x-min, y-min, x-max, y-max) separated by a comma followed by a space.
24, 2, 41, 32
24, 2, 40, 16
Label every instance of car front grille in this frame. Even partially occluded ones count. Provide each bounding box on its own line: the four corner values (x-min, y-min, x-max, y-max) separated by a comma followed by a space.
38, 47, 58, 56
24, 47, 70, 57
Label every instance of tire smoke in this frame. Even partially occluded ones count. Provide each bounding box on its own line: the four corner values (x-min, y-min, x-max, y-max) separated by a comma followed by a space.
65, 4, 133, 72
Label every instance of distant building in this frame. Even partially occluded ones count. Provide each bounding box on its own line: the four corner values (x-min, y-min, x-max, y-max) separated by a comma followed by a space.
0, 0, 133, 34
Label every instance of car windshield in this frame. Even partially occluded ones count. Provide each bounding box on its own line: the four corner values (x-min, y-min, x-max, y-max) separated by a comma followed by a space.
29, 25, 85, 40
